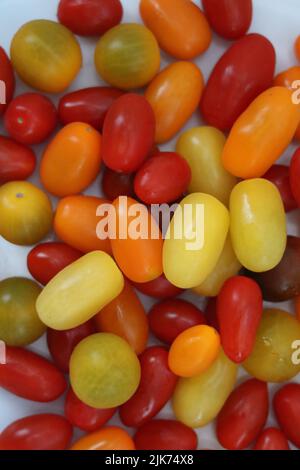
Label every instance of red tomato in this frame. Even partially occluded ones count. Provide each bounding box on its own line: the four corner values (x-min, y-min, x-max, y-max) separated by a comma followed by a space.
217, 379, 269, 450
149, 299, 206, 344
47, 320, 95, 373
0, 347, 67, 402
202, 0, 252, 40
273, 383, 300, 448
102, 167, 135, 200
134, 420, 198, 450
253, 428, 290, 450
58, 87, 123, 130
204, 297, 219, 331
263, 164, 297, 212
0, 47, 15, 115
0, 414, 72, 450
132, 273, 183, 299
65, 388, 116, 432
0, 136, 36, 184
200, 34, 276, 131
27, 242, 82, 285
57, 0, 123, 36
4, 93, 57, 145
217, 276, 263, 363
102, 93, 155, 173
119, 346, 177, 428
290, 147, 300, 207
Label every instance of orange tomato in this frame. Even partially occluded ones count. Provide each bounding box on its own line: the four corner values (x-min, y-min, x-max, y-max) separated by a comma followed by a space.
222, 87, 300, 178
70, 426, 135, 450
140, 0, 211, 59
40, 122, 102, 197
274, 66, 300, 141
295, 36, 300, 61
295, 296, 300, 322
168, 325, 220, 378
94, 279, 149, 354
110, 196, 163, 283
145, 61, 204, 144
54, 195, 111, 254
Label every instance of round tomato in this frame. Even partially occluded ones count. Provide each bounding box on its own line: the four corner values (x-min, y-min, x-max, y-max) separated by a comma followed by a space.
132, 273, 183, 299
202, 0, 252, 40
102, 167, 135, 200
0, 47, 15, 115
0, 136, 36, 184
253, 428, 290, 451
134, 420, 198, 450
263, 164, 297, 212
274, 384, 300, 448
71, 426, 135, 450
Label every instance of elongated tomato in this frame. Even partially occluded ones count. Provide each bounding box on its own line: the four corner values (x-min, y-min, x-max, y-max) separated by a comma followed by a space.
0, 47, 15, 115
0, 136, 36, 184
253, 428, 290, 450
263, 164, 297, 213
134, 420, 197, 450
202, 0, 252, 40
133, 273, 183, 299
71, 426, 135, 450
274, 384, 300, 448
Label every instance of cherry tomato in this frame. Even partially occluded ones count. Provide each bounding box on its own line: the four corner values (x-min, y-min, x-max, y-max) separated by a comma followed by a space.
253, 428, 290, 451
119, 347, 177, 427
132, 273, 183, 299
0, 47, 15, 115
10, 20, 82, 93
201, 34, 276, 132
71, 426, 135, 450
217, 379, 269, 450
274, 384, 300, 448
263, 164, 297, 212
296, 36, 300, 61
202, 0, 252, 40
134, 420, 197, 451
57, 0, 123, 36
204, 298, 219, 331
0, 136, 35, 184
0, 414, 72, 450
274, 66, 300, 141
102, 167, 135, 201
4, 93, 57, 145
290, 148, 300, 207
0, 346, 67, 402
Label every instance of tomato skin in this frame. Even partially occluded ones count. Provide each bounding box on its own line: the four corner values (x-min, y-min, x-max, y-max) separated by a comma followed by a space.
273, 67, 300, 141
204, 298, 219, 331
290, 148, 300, 207
57, 0, 123, 36
119, 347, 177, 428
0, 136, 36, 184
0, 47, 15, 115
201, 34, 276, 132
132, 274, 183, 299
296, 36, 300, 61
134, 420, 198, 451
253, 428, 290, 451
102, 167, 135, 201
202, 0, 252, 40
264, 164, 297, 212
274, 384, 300, 448
217, 379, 269, 450
0, 347, 67, 402
71, 426, 135, 450
0, 414, 73, 450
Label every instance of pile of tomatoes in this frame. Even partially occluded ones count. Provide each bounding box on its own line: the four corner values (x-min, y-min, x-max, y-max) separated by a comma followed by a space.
0, 0, 300, 452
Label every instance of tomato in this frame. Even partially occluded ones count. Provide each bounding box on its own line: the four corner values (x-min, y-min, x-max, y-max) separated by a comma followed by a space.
70, 333, 141, 408
176, 127, 237, 206
57, 0, 123, 36
10, 20, 82, 93
134, 420, 197, 451
47, 320, 95, 372
149, 299, 206, 344
94, 279, 149, 355
201, 34, 276, 132
263, 164, 297, 212
0, 414, 72, 450
0, 278, 45, 347
71, 426, 135, 450
132, 273, 183, 299
253, 428, 290, 451
4, 93, 57, 145
94, 23, 160, 90
134, 152, 191, 204
0, 47, 15, 115
102, 167, 135, 201
243, 309, 300, 382
65, 388, 116, 432
274, 384, 300, 448
290, 148, 300, 207
140, 0, 211, 59
217, 379, 268, 450
37, 251, 123, 330
0, 346, 67, 402
202, 0, 252, 40
145, 61, 204, 144
102, 94, 155, 173
163, 193, 229, 289
0, 136, 35, 184
58, 87, 123, 131
273, 66, 300, 141
296, 36, 300, 61
0, 181, 52, 246
204, 298, 219, 331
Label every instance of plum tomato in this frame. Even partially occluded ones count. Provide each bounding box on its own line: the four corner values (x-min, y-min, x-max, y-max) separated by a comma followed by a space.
134, 420, 198, 451
273, 384, 300, 448
0, 47, 15, 115
132, 273, 183, 299
253, 428, 290, 450
290, 148, 300, 207
263, 164, 297, 212
71, 426, 135, 450
202, 0, 252, 40
0, 136, 36, 184
102, 167, 135, 200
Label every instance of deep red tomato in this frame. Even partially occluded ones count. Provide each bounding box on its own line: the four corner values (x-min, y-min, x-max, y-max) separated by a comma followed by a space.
47, 320, 95, 373
273, 383, 300, 448
200, 34, 276, 131
264, 164, 297, 212
4, 93, 57, 145
132, 273, 183, 299
217, 276, 263, 363
149, 299, 206, 344
0, 347, 67, 402
134, 420, 198, 450
0, 414, 72, 450
0, 135, 36, 184
102, 167, 135, 201
290, 148, 300, 207
253, 428, 290, 450
0, 47, 15, 115
119, 347, 177, 428
65, 388, 116, 432
217, 379, 269, 450
102, 93, 155, 173
57, 0, 123, 36
58, 87, 123, 131
27, 242, 82, 286
204, 297, 219, 331
202, 0, 252, 40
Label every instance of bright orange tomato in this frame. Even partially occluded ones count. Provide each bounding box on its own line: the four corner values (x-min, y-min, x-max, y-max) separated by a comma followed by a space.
295, 36, 300, 61
70, 426, 135, 450
145, 61, 204, 144
274, 67, 300, 140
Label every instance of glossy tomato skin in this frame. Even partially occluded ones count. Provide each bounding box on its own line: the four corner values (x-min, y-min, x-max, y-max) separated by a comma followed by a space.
253, 428, 290, 450
202, 0, 252, 40
0, 414, 73, 450
0, 47, 15, 115
132, 274, 183, 299
0, 136, 36, 184
0, 347, 67, 402
58, 0, 123, 36
71, 426, 135, 450
290, 148, 300, 207
217, 379, 269, 450
264, 164, 297, 212
201, 34, 276, 131
274, 384, 300, 448
134, 420, 198, 450
119, 347, 177, 428
102, 167, 135, 200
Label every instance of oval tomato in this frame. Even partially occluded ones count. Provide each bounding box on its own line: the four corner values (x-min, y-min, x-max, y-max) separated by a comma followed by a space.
0, 136, 35, 184
253, 428, 290, 451
0, 47, 15, 115
134, 420, 197, 450
202, 0, 252, 40
102, 167, 135, 200
264, 164, 297, 212
290, 147, 300, 207
71, 426, 135, 450
273, 384, 300, 448
132, 273, 184, 299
